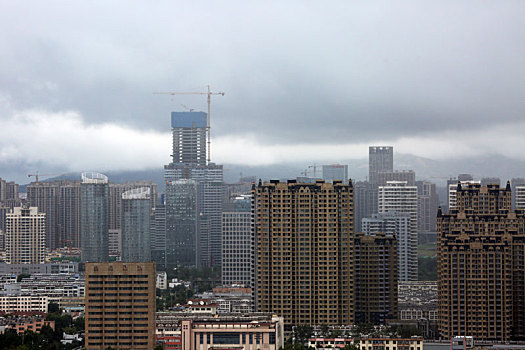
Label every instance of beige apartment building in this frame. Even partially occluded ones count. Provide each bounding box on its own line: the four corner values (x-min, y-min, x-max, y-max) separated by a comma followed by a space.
438, 182, 525, 341
254, 179, 355, 327
85, 262, 156, 350
5, 207, 46, 264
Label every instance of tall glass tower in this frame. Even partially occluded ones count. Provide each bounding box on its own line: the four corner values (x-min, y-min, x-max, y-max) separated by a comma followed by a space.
80, 172, 109, 262
121, 187, 152, 262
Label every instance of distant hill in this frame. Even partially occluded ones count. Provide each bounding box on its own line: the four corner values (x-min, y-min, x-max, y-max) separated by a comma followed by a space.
17, 154, 525, 193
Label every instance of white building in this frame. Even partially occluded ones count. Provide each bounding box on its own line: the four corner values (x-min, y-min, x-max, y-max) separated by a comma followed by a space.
0, 295, 48, 313
157, 271, 168, 289
516, 185, 525, 210
448, 180, 480, 210
5, 207, 46, 264
378, 181, 418, 281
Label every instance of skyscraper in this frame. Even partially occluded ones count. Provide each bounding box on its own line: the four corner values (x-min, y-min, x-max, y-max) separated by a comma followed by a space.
354, 181, 378, 232
438, 182, 525, 341
85, 262, 156, 349
121, 187, 152, 262
27, 181, 60, 250
369, 146, 393, 184
80, 172, 110, 263
165, 179, 197, 267
378, 181, 418, 281
5, 207, 46, 264
170, 111, 207, 165
164, 111, 224, 267
108, 182, 157, 232
516, 185, 525, 210
222, 194, 253, 287
254, 179, 354, 327
416, 180, 439, 241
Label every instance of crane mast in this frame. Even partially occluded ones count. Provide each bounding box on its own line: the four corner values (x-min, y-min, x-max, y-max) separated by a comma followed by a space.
154, 85, 225, 163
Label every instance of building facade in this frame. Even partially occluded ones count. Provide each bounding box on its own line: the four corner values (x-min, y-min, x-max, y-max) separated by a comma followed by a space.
354, 232, 398, 325
85, 262, 156, 350
254, 179, 355, 327
378, 181, 418, 281
5, 207, 46, 264
80, 172, 110, 263
121, 187, 152, 262
369, 146, 393, 184
438, 182, 525, 341
222, 195, 254, 287
165, 179, 198, 267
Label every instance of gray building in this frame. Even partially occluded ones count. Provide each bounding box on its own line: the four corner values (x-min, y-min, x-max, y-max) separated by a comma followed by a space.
376, 170, 416, 187
221, 195, 254, 287
80, 172, 109, 262
511, 178, 525, 210
165, 179, 197, 267
416, 180, 438, 243
322, 164, 348, 182
369, 146, 393, 184
27, 182, 60, 250
121, 187, 152, 262
354, 181, 378, 233
109, 181, 157, 232
151, 204, 166, 268
363, 211, 413, 282
164, 111, 224, 267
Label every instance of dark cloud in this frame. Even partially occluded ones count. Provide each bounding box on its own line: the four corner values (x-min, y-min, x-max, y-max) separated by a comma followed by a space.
0, 0, 524, 146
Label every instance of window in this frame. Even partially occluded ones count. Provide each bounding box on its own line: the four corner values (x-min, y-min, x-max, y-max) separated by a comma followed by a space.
213, 332, 241, 344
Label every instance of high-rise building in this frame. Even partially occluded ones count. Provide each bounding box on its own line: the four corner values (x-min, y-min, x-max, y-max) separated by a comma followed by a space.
0, 178, 19, 204
85, 262, 156, 350
369, 146, 393, 184
254, 179, 354, 327
322, 164, 348, 182
416, 180, 438, 235
354, 181, 378, 232
109, 182, 157, 232
164, 111, 224, 267
378, 181, 418, 281
362, 212, 412, 281
438, 182, 525, 341
171, 111, 207, 166
58, 181, 81, 249
354, 232, 398, 325
27, 181, 60, 250
80, 172, 110, 263
27, 180, 82, 249
121, 187, 152, 262
5, 207, 46, 264
150, 204, 166, 268
165, 179, 197, 267
222, 195, 253, 287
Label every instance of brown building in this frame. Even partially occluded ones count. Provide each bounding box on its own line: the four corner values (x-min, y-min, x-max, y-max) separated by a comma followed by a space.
85, 262, 156, 350
254, 179, 354, 328
354, 232, 398, 325
438, 182, 525, 341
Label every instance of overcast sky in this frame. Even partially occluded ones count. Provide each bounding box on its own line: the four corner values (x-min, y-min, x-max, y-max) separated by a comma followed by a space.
1, 1, 524, 181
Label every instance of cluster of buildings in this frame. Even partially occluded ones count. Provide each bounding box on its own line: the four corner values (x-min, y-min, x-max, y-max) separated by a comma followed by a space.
3, 109, 525, 349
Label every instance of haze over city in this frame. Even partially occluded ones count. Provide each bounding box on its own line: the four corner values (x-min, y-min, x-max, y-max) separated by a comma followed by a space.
1, 1, 525, 183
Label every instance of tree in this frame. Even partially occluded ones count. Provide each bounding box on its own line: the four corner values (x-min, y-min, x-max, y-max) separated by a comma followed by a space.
17, 273, 31, 282
47, 302, 60, 314
343, 344, 358, 350
320, 324, 330, 337
294, 325, 313, 345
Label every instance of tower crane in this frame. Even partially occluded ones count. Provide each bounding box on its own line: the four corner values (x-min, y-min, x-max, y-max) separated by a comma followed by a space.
28, 171, 60, 183
154, 85, 225, 163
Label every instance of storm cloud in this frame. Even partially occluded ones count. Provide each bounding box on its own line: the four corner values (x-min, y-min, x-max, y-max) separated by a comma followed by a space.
1, 0, 524, 179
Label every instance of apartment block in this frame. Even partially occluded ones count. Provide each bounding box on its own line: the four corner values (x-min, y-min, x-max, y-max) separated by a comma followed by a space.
438, 182, 525, 341
85, 262, 156, 350
254, 179, 354, 327
5, 207, 46, 264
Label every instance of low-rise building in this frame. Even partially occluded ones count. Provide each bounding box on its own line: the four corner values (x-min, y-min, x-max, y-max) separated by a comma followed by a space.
156, 313, 284, 350
4, 317, 55, 334
0, 295, 48, 313
357, 338, 423, 350
157, 271, 168, 290
197, 286, 253, 313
